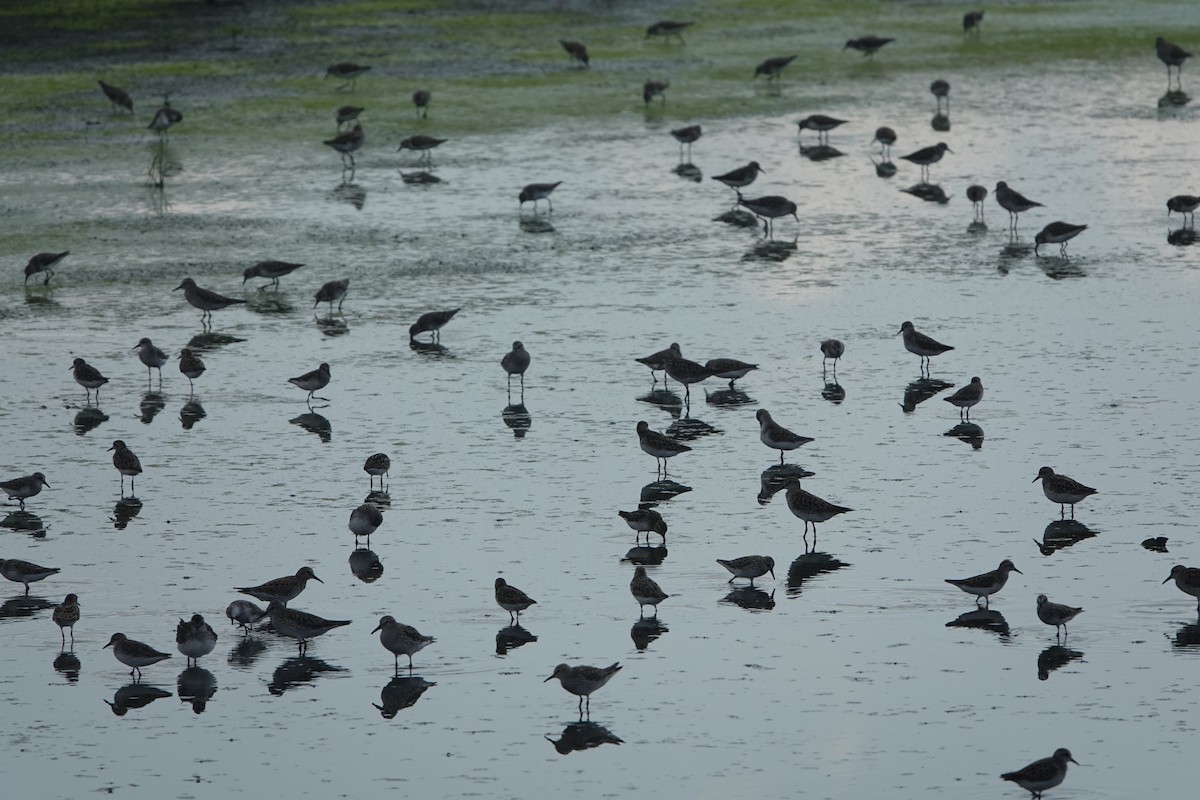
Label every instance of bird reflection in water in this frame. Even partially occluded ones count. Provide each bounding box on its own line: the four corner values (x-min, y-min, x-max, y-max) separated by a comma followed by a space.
821, 380, 845, 404
227, 636, 268, 669
745, 236, 798, 263
899, 377, 953, 413
1142, 536, 1169, 553
177, 666, 217, 713
72, 406, 108, 436
0, 593, 54, 619
945, 608, 1010, 637
713, 208, 760, 228
1169, 622, 1200, 648
290, 411, 331, 443
331, 182, 366, 210
1169, 227, 1199, 246
364, 490, 391, 510
1158, 90, 1190, 108
630, 617, 669, 651
901, 183, 949, 204
268, 655, 346, 696
1, 511, 47, 538
944, 422, 984, 449
638, 387, 684, 418
672, 163, 702, 183
721, 587, 776, 611
400, 170, 442, 185
666, 415, 720, 441
186, 332, 245, 352
621, 545, 668, 566
640, 479, 691, 504
1039, 257, 1086, 280
349, 547, 384, 584
179, 398, 206, 430
786, 552, 848, 597
375, 675, 436, 718
545, 721, 623, 755
704, 386, 753, 407
111, 497, 143, 530
519, 216, 555, 234
105, 683, 172, 715
315, 314, 349, 337
502, 403, 532, 438
799, 144, 844, 162
496, 624, 538, 655
139, 391, 166, 424
871, 157, 897, 179
758, 464, 814, 506
931, 112, 950, 132
1037, 645, 1084, 680
1033, 520, 1098, 556
409, 338, 451, 357
246, 293, 295, 316
54, 649, 81, 682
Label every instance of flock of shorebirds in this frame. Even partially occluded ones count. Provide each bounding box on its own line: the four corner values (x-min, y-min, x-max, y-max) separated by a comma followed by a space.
5, 10, 1199, 794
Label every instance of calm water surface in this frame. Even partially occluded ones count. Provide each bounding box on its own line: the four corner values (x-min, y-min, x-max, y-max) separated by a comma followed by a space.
2, 10, 1200, 800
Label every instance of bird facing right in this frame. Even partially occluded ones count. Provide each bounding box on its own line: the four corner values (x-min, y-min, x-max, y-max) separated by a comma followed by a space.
945, 559, 1021, 606
1000, 748, 1079, 798
495, 577, 537, 623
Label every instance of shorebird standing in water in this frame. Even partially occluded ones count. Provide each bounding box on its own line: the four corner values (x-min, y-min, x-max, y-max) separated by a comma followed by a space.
98, 80, 133, 113
324, 123, 364, 173
412, 89, 431, 118
325, 62, 370, 91
1156, 36, 1192, 90
844, 36, 894, 58
559, 39, 589, 67
900, 142, 952, 183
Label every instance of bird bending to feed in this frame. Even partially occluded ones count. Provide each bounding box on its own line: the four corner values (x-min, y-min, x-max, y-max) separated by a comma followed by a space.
1036, 594, 1083, 638
897, 320, 953, 373
1001, 748, 1079, 798
966, 185, 988, 220
226, 599, 268, 631
364, 452, 390, 489
963, 10, 984, 34
662, 355, 712, 398
108, 440, 142, 496
24, 251, 69, 285
398, 134, 447, 162
636, 342, 681, 384
545, 662, 622, 715
175, 613, 217, 666
738, 195, 798, 238
1033, 467, 1096, 518
717, 555, 775, 586
1155, 36, 1192, 89
289, 362, 332, 404
501, 341, 531, 390
372, 615, 434, 670
243, 260, 303, 290
630, 566, 669, 616
755, 55, 797, 79
560, 39, 589, 66
409, 308, 460, 341
104, 633, 171, 679
871, 127, 896, 157
945, 560, 1021, 606
994, 181, 1043, 229
519, 182, 561, 213
1167, 194, 1200, 225
323, 123, 364, 170
637, 420, 691, 472
670, 125, 702, 160
173, 277, 246, 324
844, 36, 894, 58
820, 339, 844, 372
98, 80, 133, 112
495, 577, 537, 623
268, 601, 351, 653
313, 278, 349, 313
237, 566, 323, 606
325, 62, 370, 91
1, 472, 50, 510
646, 20, 692, 41
785, 478, 851, 548
705, 358, 757, 387
618, 508, 667, 542
147, 99, 182, 136
796, 114, 847, 145
1163, 565, 1200, 610
0, 558, 59, 594
943, 376, 984, 420
930, 79, 950, 112
133, 338, 167, 382
53, 593, 80, 644
643, 80, 669, 105
412, 89, 431, 118
899, 142, 952, 182
335, 105, 362, 129
1034, 222, 1088, 256
756, 409, 813, 464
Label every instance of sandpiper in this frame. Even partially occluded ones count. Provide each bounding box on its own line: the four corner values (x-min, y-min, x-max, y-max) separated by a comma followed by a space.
409, 308, 460, 340
236, 566, 322, 606
1036, 594, 1083, 638
178, 348, 205, 392
712, 161, 765, 201
871, 126, 896, 157
738, 195, 798, 238
618, 509, 667, 542
545, 662, 622, 715
108, 440, 142, 496
495, 577, 537, 623
225, 599, 268, 631
53, 593, 80, 644
897, 321, 954, 373
335, 105, 363, 129
757, 409, 814, 464
323, 122, 364, 170
559, 39, 589, 66
963, 10, 984, 34
269, 601, 351, 653
820, 339, 845, 372
704, 358, 757, 387
670, 125, 702, 160
785, 478, 851, 547
24, 251, 69, 285
1155, 36, 1192, 90
755, 55, 797, 79
398, 134, 447, 163
243, 260, 303, 290
133, 338, 167, 383
636, 342, 682, 383
637, 420, 692, 471
1033, 467, 1096, 518
519, 182, 561, 213
1167, 194, 1200, 225
844, 36, 894, 58
0, 558, 59, 594
646, 20, 692, 41
70, 357, 109, 403
1034, 222, 1088, 257
325, 62, 370, 91
945, 560, 1021, 607
313, 277, 349, 313
930, 79, 950, 112
943, 376, 984, 420
663, 355, 712, 399
173, 277, 246, 325
643, 79, 669, 105
364, 453, 390, 489
899, 142, 951, 182
372, 615, 434, 670
994, 181, 1043, 230
967, 184, 988, 221
412, 89, 431, 118
1001, 748, 1079, 798
349, 503, 383, 540
147, 99, 182, 137
289, 362, 331, 404
716, 555, 775, 586
176, 613, 217, 667
104, 633, 171, 679
98, 80, 133, 112
1163, 565, 1200, 610
630, 566, 669, 617
1, 472, 49, 510
797, 114, 847, 144
502, 341, 531, 390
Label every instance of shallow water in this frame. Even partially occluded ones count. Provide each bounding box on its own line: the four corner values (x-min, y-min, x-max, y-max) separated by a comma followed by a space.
3, 1, 1200, 797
